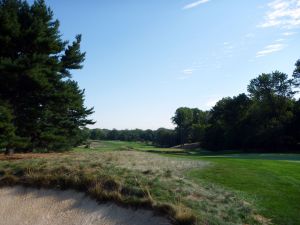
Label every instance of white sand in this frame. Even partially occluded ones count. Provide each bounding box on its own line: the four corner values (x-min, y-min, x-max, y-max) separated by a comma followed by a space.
0, 186, 171, 225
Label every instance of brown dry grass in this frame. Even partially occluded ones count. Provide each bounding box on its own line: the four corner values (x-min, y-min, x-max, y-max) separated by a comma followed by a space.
0, 153, 59, 161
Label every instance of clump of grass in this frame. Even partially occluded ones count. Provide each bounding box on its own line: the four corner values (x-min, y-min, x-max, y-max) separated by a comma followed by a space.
0, 173, 18, 186
88, 182, 122, 202
173, 206, 196, 225
165, 169, 172, 178
101, 177, 121, 191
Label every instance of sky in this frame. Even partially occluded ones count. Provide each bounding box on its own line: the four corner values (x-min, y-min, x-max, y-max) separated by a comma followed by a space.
38, 0, 300, 129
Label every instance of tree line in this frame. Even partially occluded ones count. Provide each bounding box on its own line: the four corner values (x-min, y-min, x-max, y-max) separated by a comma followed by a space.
0, 0, 94, 154
85, 128, 178, 147
88, 61, 300, 152
172, 63, 300, 151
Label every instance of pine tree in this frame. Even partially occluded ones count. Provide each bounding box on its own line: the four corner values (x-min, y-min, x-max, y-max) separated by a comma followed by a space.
0, 0, 94, 152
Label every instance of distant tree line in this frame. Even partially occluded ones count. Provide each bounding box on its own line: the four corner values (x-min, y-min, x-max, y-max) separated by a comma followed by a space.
85, 128, 179, 147
0, 0, 94, 154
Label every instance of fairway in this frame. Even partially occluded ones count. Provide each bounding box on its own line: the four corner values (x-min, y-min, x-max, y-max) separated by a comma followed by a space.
187, 157, 300, 225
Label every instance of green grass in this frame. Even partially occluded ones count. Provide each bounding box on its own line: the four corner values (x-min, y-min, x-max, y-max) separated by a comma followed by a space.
186, 158, 300, 225
1, 141, 299, 225
74, 140, 171, 152
147, 147, 300, 225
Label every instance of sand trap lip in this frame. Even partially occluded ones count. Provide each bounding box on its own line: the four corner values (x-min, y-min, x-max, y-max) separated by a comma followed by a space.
0, 186, 171, 225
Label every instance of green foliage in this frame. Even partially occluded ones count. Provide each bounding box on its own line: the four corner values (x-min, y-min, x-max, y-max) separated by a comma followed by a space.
90, 128, 106, 140
86, 128, 178, 147
0, 0, 94, 152
0, 101, 15, 149
248, 71, 295, 99
172, 108, 209, 145
172, 65, 300, 151
293, 59, 300, 87
204, 94, 251, 149
154, 128, 177, 147
172, 107, 194, 144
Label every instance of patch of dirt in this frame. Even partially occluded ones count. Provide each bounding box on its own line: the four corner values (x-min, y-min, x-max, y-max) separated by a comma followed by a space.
0, 186, 171, 225
253, 214, 272, 225
0, 153, 58, 161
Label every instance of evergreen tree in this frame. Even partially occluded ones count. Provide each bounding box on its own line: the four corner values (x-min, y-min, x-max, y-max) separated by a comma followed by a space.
0, 0, 94, 152
293, 59, 300, 88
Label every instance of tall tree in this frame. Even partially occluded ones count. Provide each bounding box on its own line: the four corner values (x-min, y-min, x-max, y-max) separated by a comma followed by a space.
203, 94, 251, 149
0, 0, 94, 152
248, 71, 295, 100
172, 107, 194, 145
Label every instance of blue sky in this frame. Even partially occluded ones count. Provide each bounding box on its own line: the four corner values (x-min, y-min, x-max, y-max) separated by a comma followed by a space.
41, 0, 300, 129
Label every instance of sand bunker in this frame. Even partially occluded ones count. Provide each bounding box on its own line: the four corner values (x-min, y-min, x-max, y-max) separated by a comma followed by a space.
0, 186, 171, 225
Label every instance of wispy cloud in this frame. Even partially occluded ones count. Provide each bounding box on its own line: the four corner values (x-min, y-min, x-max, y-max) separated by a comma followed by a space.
255, 1, 299, 58
224, 43, 234, 50
259, 0, 300, 29
256, 43, 285, 57
282, 31, 297, 35
183, 0, 210, 10
177, 68, 196, 80
222, 42, 235, 57
182, 69, 194, 75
